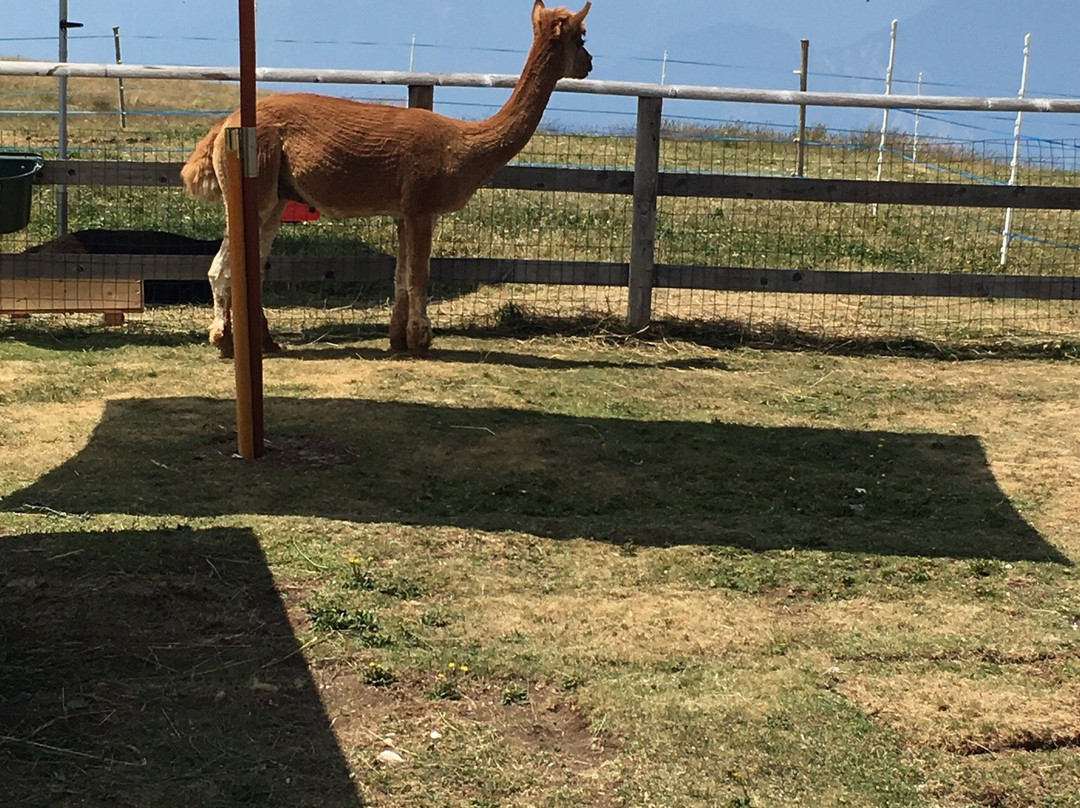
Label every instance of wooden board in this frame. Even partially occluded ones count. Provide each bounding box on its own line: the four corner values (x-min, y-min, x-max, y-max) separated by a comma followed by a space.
0, 253, 211, 281
654, 264, 1080, 300
4, 253, 1079, 302
36, 160, 1080, 210
0, 278, 144, 314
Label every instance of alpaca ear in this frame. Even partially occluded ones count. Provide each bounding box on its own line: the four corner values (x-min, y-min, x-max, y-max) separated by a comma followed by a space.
532, 0, 546, 32
572, 2, 591, 26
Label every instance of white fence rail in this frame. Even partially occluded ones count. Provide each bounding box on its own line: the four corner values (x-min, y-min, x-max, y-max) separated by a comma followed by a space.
4, 59, 1080, 114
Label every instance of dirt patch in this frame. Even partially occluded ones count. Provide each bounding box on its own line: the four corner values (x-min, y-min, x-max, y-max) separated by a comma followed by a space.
319, 667, 616, 764
260, 434, 364, 469
308, 661, 622, 806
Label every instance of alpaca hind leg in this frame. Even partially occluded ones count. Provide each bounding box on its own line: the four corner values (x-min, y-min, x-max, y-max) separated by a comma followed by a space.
207, 235, 234, 357
404, 214, 435, 356
257, 202, 287, 353
389, 218, 410, 351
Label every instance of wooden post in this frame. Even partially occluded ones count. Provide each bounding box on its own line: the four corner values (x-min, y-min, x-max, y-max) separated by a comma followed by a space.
795, 39, 809, 177
232, 0, 264, 459
57, 0, 80, 237
112, 27, 127, 128
408, 84, 434, 110
628, 95, 662, 331
224, 131, 258, 459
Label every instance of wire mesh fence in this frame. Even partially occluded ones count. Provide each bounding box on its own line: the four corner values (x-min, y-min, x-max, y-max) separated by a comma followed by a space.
3, 114, 1080, 347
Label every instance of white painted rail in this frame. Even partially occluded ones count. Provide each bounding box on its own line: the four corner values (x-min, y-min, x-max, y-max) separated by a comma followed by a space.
3, 59, 1080, 114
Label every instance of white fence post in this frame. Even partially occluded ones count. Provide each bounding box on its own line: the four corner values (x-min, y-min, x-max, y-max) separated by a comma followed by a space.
873, 19, 899, 216
1000, 33, 1032, 268
912, 72, 923, 171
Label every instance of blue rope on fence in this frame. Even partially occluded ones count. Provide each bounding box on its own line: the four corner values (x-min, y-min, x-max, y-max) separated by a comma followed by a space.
1001, 230, 1080, 252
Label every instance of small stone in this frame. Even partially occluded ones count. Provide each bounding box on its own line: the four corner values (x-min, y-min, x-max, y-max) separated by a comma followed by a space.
376, 749, 405, 766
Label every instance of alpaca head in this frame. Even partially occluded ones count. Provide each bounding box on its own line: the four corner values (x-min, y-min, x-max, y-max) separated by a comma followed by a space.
531, 1, 593, 80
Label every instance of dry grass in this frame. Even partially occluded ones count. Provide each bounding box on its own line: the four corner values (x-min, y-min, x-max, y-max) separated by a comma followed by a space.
842, 666, 1080, 755
2, 331, 1080, 806
0, 63, 239, 140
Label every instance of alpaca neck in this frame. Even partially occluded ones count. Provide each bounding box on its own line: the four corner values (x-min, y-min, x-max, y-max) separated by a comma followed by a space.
464, 37, 563, 169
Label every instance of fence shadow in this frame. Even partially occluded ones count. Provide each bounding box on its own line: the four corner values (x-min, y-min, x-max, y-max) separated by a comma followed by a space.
1, 397, 1067, 564
0, 527, 363, 808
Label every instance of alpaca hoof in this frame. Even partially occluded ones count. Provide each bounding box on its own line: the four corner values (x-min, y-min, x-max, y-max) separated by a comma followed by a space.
210, 325, 234, 359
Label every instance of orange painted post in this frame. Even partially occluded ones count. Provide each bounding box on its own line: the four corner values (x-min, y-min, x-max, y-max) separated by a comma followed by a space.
224, 131, 258, 459
232, 0, 264, 459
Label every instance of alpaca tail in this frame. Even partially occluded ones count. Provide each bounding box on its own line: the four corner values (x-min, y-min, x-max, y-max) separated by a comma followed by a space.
180, 120, 225, 202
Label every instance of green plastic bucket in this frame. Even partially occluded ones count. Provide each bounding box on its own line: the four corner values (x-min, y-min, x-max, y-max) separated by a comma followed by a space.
0, 153, 45, 234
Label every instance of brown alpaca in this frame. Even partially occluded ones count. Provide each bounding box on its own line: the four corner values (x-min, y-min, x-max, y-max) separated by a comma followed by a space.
181, 0, 592, 357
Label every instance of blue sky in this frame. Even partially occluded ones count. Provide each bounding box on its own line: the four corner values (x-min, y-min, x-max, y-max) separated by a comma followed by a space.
1, 1, 1076, 141
0, 1, 942, 77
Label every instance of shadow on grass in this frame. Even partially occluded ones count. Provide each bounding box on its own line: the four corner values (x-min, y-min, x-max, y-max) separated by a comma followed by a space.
0, 527, 362, 808
2, 398, 1068, 564
6, 309, 1078, 361
282, 342, 733, 372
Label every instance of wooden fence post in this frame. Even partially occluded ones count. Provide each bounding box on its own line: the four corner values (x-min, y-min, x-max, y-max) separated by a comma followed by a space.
408, 84, 434, 110
796, 39, 809, 177
629, 95, 662, 331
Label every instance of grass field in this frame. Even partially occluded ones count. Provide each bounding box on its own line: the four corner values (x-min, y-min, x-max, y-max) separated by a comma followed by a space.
1, 328, 1079, 807
2, 67, 1080, 807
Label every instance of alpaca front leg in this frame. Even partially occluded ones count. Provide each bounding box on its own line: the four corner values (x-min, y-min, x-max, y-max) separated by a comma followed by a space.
404, 215, 434, 356
389, 218, 410, 351
207, 237, 234, 357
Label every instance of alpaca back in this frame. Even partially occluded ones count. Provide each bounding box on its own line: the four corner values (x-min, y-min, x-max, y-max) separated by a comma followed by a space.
181, 120, 225, 202
261, 94, 474, 217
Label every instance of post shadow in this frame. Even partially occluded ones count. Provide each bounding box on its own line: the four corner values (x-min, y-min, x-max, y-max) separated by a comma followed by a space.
1, 397, 1068, 564
0, 527, 363, 808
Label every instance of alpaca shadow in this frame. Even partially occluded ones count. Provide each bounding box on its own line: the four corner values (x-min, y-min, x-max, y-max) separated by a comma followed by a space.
0, 527, 363, 808
1, 397, 1067, 564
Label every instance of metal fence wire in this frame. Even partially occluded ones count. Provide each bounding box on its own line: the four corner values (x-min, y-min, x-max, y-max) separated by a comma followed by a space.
3, 117, 1080, 345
